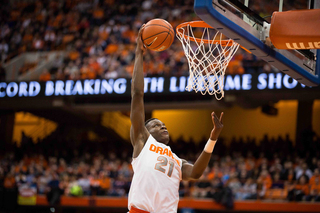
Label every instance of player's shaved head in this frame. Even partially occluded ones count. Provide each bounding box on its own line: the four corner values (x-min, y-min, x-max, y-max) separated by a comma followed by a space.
145, 118, 158, 126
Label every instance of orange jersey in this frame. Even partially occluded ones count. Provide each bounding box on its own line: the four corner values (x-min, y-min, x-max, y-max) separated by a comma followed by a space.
295, 184, 310, 195
309, 176, 319, 186
128, 135, 182, 213
310, 184, 320, 194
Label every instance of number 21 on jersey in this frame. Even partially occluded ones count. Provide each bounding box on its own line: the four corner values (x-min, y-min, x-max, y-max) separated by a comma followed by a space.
154, 156, 174, 177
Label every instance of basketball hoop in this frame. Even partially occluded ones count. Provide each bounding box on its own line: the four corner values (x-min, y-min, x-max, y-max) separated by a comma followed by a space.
176, 21, 241, 100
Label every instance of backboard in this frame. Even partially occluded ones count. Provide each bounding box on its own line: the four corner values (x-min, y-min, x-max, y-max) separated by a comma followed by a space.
194, 0, 320, 86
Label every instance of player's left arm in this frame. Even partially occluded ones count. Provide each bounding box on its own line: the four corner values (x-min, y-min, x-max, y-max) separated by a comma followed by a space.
181, 112, 224, 181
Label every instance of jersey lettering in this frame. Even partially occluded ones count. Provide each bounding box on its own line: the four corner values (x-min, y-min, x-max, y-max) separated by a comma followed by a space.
149, 144, 180, 166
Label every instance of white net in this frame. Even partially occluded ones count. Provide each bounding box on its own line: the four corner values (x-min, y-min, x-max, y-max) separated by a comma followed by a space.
176, 22, 240, 100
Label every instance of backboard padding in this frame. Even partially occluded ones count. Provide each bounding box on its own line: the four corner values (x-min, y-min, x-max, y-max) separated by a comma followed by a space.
194, 0, 320, 86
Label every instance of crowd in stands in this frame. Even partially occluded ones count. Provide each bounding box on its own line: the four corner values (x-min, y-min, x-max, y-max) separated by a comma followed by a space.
1, 128, 320, 205
1, 0, 307, 81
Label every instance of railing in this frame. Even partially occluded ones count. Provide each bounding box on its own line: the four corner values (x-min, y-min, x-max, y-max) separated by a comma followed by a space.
3, 51, 66, 82
34, 195, 320, 212
3, 54, 26, 81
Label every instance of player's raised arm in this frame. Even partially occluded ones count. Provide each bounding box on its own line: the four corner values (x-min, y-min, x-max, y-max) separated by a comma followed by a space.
130, 25, 150, 158
182, 112, 224, 181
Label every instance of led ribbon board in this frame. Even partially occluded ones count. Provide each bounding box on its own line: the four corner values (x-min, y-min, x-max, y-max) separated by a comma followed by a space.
0, 74, 317, 99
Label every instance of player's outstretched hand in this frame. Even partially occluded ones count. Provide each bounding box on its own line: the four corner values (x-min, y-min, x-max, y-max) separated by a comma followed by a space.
210, 112, 224, 141
136, 24, 146, 54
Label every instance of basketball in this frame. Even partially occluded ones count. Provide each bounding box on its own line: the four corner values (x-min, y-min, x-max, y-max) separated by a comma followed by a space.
142, 19, 174, 52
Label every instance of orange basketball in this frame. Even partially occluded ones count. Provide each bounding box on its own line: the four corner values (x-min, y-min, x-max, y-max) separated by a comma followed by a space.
142, 19, 174, 52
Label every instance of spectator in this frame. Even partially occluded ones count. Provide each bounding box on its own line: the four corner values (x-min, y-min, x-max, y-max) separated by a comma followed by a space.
260, 170, 273, 189
287, 169, 296, 183
0, 0, 306, 81
4, 173, 16, 189
309, 157, 318, 171
191, 174, 211, 198
208, 166, 223, 181
269, 158, 283, 176
294, 176, 310, 201
108, 162, 119, 179
37, 170, 51, 195
109, 174, 127, 197
309, 168, 320, 186
30, 177, 38, 189
55, 67, 65, 80
296, 163, 313, 181
51, 54, 64, 71
256, 170, 272, 198
11, 32, 22, 45
105, 61, 120, 79
251, 168, 260, 180
90, 173, 101, 196
65, 61, 79, 79
228, 175, 241, 197
98, 171, 111, 196
44, 29, 56, 50
235, 178, 257, 200
271, 173, 284, 189
59, 174, 69, 195
78, 173, 91, 195
69, 48, 80, 61
15, 173, 27, 187
179, 181, 191, 197
307, 176, 320, 202
209, 177, 234, 209
316, 160, 320, 171
78, 17, 90, 34
88, 57, 102, 78
118, 162, 132, 179
0, 40, 9, 62
281, 160, 295, 181
26, 167, 35, 184
39, 69, 51, 81
33, 34, 44, 50
68, 176, 83, 197
238, 168, 249, 185
47, 173, 62, 205
0, 128, 319, 203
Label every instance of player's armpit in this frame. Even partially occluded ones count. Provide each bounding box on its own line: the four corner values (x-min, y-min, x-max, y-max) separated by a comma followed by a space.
182, 150, 212, 180
181, 160, 196, 181
130, 125, 149, 158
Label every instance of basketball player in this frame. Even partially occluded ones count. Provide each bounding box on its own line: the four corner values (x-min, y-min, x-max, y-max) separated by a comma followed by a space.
128, 24, 224, 213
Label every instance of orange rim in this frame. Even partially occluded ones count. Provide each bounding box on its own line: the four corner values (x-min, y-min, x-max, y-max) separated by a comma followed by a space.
176, 21, 251, 53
